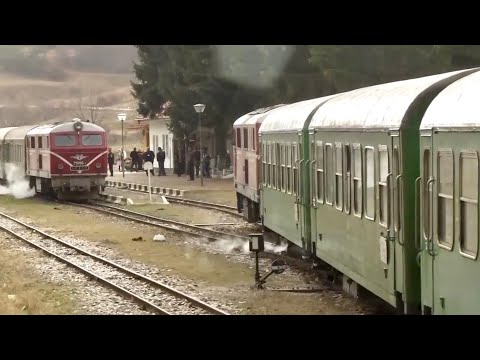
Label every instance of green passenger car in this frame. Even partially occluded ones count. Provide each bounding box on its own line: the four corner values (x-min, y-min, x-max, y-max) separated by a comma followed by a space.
307, 69, 477, 314
259, 96, 337, 252
419, 70, 480, 315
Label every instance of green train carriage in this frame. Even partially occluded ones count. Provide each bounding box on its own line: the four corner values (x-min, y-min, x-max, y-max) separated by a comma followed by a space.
258, 95, 338, 252
306, 68, 478, 314
418, 70, 480, 315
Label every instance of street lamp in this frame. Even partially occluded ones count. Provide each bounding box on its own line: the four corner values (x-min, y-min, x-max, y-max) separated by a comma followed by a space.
117, 113, 127, 178
194, 104, 206, 186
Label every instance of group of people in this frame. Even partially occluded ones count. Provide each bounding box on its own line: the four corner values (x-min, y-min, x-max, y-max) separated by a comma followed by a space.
107, 147, 167, 177
186, 146, 211, 181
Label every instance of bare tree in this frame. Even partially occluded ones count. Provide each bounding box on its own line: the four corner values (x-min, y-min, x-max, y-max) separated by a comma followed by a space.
74, 88, 103, 124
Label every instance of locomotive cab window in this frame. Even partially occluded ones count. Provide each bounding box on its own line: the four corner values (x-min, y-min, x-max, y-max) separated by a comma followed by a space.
459, 151, 479, 259
437, 149, 454, 249
82, 134, 103, 146
54, 135, 76, 147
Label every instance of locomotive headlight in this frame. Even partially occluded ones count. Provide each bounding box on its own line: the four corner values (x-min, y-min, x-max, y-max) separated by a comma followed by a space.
58, 164, 64, 170
73, 121, 83, 131
95, 163, 101, 168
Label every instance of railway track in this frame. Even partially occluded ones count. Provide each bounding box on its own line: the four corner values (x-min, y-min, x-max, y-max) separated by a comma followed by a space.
73, 201, 250, 243
0, 210, 229, 315
104, 184, 243, 218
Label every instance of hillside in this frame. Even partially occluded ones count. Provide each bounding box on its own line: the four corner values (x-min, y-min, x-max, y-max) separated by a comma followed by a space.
0, 45, 144, 149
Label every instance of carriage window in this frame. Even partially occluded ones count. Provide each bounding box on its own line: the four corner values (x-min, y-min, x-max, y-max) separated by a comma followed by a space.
46, 136, 49, 149
423, 149, 431, 240
344, 144, 351, 214
287, 144, 292, 194
252, 129, 256, 151
267, 143, 271, 187
262, 143, 266, 185
82, 134, 103, 146
353, 145, 362, 216
275, 143, 280, 190
437, 150, 454, 249
325, 144, 334, 205
316, 142, 324, 203
236, 129, 241, 148
365, 147, 375, 220
280, 144, 285, 192
54, 135, 76, 147
379, 146, 389, 227
460, 152, 478, 258
38, 137, 43, 149
272, 142, 276, 189
335, 143, 343, 211
293, 144, 298, 196
244, 128, 248, 150
30, 137, 35, 149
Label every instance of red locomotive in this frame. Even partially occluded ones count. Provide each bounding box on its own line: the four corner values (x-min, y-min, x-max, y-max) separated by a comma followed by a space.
0, 119, 108, 201
233, 105, 285, 222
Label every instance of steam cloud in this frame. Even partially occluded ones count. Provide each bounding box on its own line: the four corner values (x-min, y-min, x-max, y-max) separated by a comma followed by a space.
213, 237, 288, 255
0, 163, 36, 199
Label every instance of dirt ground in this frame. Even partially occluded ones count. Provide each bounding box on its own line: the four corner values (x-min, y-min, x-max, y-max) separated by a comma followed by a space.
0, 238, 76, 314
0, 195, 384, 315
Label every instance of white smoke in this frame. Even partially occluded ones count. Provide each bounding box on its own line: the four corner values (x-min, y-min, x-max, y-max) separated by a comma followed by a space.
212, 237, 288, 255
0, 163, 35, 199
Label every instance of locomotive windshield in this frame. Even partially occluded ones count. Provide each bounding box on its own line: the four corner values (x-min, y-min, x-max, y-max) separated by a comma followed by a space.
54, 135, 76, 146
82, 134, 103, 146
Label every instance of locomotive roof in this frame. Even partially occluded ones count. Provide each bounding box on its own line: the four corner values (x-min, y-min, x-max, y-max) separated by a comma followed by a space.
28, 121, 105, 135
0, 127, 18, 141
233, 104, 286, 127
420, 70, 480, 130
259, 95, 337, 134
309, 68, 480, 131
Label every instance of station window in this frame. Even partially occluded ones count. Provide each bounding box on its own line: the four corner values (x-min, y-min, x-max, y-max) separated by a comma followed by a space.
335, 143, 343, 211
325, 144, 334, 205
316, 142, 324, 203
460, 151, 478, 258
437, 149, 454, 249
365, 146, 375, 220
379, 146, 389, 227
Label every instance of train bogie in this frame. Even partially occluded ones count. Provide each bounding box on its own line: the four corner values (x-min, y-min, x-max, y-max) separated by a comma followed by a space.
419, 71, 480, 315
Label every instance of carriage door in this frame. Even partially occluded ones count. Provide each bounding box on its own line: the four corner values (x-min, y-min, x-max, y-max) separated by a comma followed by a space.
295, 132, 305, 250
419, 130, 434, 313
391, 134, 404, 306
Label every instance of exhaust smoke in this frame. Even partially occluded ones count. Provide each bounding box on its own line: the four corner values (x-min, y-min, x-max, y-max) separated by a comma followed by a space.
0, 163, 35, 199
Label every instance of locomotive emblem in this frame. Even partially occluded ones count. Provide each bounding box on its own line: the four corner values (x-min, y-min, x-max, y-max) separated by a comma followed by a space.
71, 154, 88, 161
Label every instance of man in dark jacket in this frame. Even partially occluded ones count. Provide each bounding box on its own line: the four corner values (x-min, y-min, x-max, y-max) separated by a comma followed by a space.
130, 148, 139, 172
157, 147, 166, 176
143, 147, 155, 175
107, 147, 115, 176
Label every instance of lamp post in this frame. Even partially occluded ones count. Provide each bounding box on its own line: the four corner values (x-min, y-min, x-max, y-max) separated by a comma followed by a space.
117, 113, 126, 178
194, 104, 206, 186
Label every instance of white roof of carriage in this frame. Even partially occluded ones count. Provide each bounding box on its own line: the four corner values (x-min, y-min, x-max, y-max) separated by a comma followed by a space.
309, 68, 479, 130
0, 127, 18, 142
233, 104, 286, 127
421, 70, 480, 129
